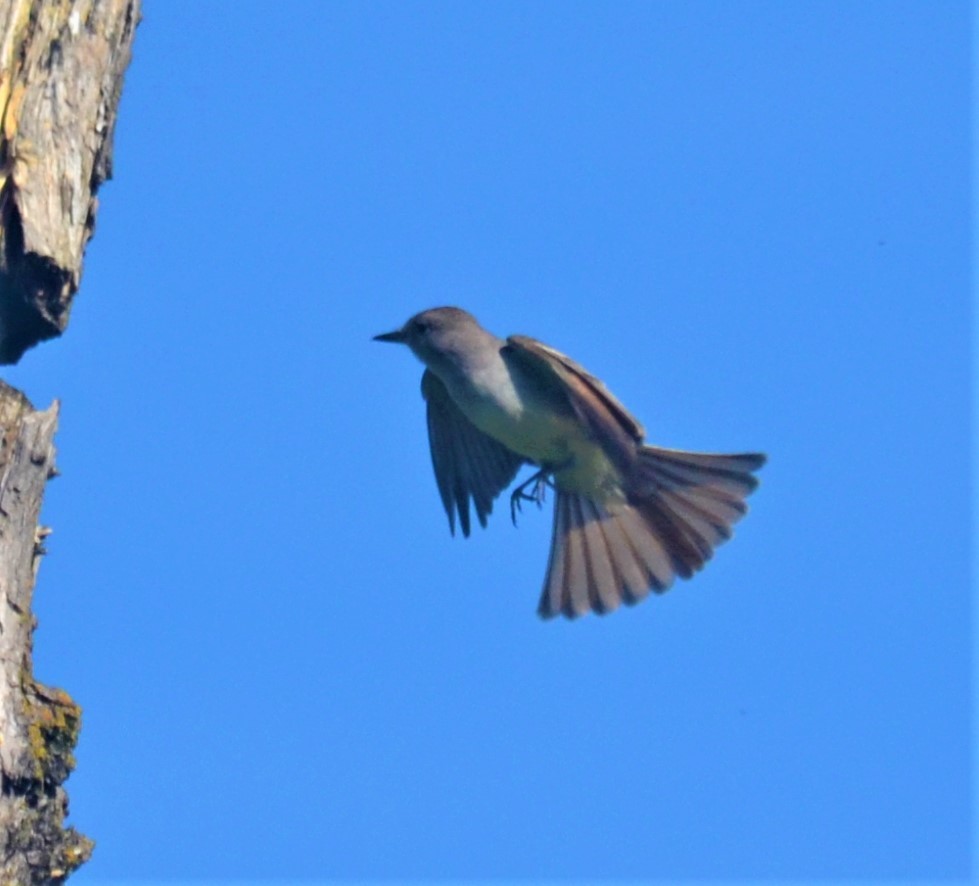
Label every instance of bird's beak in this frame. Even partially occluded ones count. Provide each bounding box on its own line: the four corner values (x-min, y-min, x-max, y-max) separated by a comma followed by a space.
373, 328, 407, 344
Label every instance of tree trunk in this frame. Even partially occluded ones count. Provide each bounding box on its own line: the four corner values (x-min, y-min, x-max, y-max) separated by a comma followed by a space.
0, 0, 140, 363
0, 382, 92, 883
0, 0, 140, 881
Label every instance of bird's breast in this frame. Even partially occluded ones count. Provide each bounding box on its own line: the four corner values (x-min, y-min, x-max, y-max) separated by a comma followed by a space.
449, 359, 626, 501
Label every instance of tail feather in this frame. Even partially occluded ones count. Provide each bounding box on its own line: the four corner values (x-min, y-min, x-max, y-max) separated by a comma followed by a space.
538, 447, 766, 619
658, 487, 731, 548
590, 504, 651, 605
564, 495, 592, 617
578, 496, 620, 614
614, 506, 673, 591
636, 446, 763, 499
541, 494, 569, 617
636, 496, 707, 575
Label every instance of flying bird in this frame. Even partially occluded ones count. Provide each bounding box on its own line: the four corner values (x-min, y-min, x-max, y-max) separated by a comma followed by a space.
375, 307, 765, 619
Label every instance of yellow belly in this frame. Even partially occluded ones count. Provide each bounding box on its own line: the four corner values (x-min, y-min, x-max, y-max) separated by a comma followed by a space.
466, 397, 626, 502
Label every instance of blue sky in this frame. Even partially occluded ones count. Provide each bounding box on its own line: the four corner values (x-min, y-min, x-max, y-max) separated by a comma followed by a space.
4, 1, 972, 882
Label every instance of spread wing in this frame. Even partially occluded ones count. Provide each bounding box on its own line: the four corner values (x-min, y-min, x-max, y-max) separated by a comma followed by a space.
421, 369, 526, 537
504, 335, 645, 471
505, 335, 645, 440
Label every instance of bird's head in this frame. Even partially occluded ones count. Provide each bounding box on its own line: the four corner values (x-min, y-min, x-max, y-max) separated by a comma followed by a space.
373, 306, 484, 371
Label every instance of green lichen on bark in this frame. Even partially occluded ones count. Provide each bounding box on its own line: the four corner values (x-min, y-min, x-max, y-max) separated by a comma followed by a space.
21, 679, 82, 785
2, 668, 93, 883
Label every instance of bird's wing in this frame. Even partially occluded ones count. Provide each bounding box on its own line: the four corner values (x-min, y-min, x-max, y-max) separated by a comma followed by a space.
421, 369, 526, 537
504, 335, 646, 456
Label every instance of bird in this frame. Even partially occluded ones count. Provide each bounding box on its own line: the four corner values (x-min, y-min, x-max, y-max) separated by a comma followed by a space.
374, 306, 765, 619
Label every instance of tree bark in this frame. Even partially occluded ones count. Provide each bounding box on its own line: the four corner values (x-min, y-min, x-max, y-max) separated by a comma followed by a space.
0, 0, 139, 881
0, 0, 140, 364
0, 383, 90, 883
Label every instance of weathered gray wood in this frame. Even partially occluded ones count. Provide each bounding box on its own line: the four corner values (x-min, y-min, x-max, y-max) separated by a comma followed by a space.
0, 0, 140, 363
0, 2, 138, 879
0, 381, 91, 883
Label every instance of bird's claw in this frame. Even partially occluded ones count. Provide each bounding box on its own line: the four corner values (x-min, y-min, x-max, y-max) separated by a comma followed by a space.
510, 469, 553, 525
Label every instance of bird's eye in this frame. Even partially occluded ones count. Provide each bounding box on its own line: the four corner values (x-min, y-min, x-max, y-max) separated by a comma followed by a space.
412, 318, 430, 334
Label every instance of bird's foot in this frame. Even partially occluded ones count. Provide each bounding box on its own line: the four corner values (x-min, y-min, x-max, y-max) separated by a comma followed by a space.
510, 468, 555, 525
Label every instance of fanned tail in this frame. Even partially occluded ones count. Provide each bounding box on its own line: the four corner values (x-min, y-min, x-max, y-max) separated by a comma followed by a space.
538, 447, 766, 619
